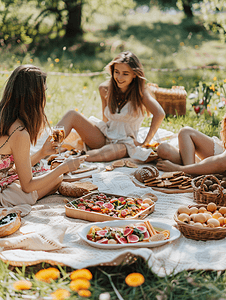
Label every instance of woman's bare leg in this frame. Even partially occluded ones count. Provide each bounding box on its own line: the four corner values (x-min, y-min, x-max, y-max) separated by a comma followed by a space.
57, 110, 106, 149
86, 144, 128, 162
37, 175, 63, 199
157, 143, 182, 164
178, 126, 214, 165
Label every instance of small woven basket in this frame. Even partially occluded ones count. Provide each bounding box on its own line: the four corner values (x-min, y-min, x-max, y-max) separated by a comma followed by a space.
191, 174, 226, 206
147, 83, 187, 115
174, 204, 226, 241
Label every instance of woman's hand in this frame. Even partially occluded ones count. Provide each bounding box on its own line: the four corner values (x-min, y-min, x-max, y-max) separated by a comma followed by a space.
41, 136, 58, 157
133, 139, 143, 147
65, 155, 89, 173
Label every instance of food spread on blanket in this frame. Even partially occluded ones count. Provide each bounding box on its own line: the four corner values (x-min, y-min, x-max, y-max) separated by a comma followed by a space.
69, 193, 155, 218
86, 220, 170, 244
134, 167, 192, 190
176, 202, 226, 228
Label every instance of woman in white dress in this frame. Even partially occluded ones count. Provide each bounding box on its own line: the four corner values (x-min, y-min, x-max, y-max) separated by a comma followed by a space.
57, 51, 165, 162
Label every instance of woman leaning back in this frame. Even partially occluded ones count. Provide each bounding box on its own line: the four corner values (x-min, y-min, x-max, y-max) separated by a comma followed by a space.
57, 51, 165, 162
0, 65, 86, 208
156, 118, 226, 176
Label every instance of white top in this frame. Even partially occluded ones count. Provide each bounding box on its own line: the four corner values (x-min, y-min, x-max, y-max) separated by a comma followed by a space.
89, 102, 154, 161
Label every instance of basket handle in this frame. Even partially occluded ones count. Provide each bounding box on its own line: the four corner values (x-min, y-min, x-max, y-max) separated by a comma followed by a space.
199, 174, 224, 196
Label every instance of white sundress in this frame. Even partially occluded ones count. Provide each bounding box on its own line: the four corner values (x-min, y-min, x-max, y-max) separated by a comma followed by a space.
89, 101, 155, 161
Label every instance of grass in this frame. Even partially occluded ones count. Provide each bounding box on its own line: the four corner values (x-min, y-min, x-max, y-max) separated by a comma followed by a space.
1, 5, 226, 299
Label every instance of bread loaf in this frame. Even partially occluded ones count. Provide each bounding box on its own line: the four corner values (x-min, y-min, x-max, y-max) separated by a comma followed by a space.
134, 166, 159, 183
58, 181, 98, 198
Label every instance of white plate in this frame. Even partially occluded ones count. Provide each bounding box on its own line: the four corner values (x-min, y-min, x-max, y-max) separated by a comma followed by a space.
78, 219, 180, 249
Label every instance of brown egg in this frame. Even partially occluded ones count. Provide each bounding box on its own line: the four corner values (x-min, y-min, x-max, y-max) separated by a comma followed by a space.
190, 213, 198, 221
203, 213, 212, 221
189, 207, 199, 214
218, 216, 224, 226
198, 207, 207, 213
219, 207, 226, 215
193, 222, 203, 228
207, 202, 217, 212
224, 217, 226, 224
178, 213, 190, 223
193, 213, 206, 224
189, 221, 195, 225
178, 205, 190, 215
207, 218, 220, 227
212, 212, 223, 219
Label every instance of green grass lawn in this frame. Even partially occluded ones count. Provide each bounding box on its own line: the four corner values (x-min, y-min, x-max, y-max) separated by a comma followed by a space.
1, 5, 226, 300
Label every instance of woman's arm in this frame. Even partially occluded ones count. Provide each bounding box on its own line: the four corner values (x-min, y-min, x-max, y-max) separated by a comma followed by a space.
157, 151, 226, 176
138, 88, 165, 145
11, 130, 84, 193
30, 136, 57, 166
99, 81, 109, 123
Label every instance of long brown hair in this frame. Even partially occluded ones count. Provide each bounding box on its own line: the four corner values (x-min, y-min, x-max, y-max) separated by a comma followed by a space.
220, 113, 226, 148
105, 51, 146, 115
0, 65, 49, 145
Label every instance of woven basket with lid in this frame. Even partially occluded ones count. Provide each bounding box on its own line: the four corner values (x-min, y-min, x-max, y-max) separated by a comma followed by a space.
147, 83, 187, 115
191, 174, 226, 206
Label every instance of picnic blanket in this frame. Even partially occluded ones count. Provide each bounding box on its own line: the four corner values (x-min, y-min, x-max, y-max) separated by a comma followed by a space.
0, 128, 225, 277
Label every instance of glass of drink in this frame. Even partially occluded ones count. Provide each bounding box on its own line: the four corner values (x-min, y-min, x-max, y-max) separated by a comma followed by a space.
51, 126, 65, 156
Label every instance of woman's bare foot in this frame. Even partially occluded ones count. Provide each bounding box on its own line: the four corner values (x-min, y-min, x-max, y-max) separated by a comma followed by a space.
156, 159, 183, 172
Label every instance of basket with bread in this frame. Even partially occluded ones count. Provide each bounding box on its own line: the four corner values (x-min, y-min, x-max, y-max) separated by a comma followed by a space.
174, 202, 226, 241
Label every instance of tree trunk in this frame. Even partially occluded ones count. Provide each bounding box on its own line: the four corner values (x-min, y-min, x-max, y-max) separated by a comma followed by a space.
183, 1, 193, 18
65, 1, 82, 38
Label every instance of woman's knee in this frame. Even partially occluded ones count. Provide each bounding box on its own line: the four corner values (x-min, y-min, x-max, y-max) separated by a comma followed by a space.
178, 126, 194, 139
157, 143, 172, 159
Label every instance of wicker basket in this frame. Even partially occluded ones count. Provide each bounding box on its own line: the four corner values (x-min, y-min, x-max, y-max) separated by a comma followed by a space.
174, 204, 226, 241
147, 83, 187, 115
191, 174, 226, 206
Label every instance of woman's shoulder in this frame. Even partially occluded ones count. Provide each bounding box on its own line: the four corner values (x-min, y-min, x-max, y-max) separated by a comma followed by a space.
99, 80, 109, 99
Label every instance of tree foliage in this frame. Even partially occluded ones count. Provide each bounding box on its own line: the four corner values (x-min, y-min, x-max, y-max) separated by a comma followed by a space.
0, 0, 134, 46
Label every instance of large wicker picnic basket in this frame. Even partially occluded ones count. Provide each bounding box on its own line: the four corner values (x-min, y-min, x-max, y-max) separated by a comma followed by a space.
191, 174, 226, 206
147, 83, 187, 115
174, 203, 226, 241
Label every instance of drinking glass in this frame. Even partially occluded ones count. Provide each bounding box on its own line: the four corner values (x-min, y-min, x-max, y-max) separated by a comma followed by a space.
51, 126, 65, 156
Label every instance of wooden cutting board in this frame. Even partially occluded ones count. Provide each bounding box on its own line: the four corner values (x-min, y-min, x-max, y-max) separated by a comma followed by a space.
131, 177, 193, 194
151, 186, 193, 194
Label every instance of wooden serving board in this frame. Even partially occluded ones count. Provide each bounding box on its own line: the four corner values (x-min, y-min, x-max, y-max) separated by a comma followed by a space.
151, 186, 193, 194
131, 176, 193, 194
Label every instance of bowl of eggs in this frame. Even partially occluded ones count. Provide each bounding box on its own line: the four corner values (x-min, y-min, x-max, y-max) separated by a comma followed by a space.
174, 202, 226, 240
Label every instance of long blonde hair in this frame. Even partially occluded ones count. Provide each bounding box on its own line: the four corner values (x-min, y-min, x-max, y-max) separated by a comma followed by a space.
105, 51, 147, 115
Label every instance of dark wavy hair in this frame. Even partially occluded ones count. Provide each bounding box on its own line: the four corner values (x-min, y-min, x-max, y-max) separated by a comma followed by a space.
0, 65, 49, 145
105, 51, 146, 115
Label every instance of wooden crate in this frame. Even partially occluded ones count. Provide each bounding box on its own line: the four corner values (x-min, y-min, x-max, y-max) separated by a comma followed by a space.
147, 83, 187, 116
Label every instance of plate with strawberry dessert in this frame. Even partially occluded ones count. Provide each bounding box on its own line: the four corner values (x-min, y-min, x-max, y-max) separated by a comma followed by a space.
78, 219, 180, 249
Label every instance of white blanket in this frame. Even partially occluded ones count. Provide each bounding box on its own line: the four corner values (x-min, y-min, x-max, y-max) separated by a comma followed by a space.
1, 127, 224, 277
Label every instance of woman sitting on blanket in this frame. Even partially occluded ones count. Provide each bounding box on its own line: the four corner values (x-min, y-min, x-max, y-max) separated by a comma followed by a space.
57, 51, 165, 162
156, 120, 226, 176
0, 65, 87, 207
